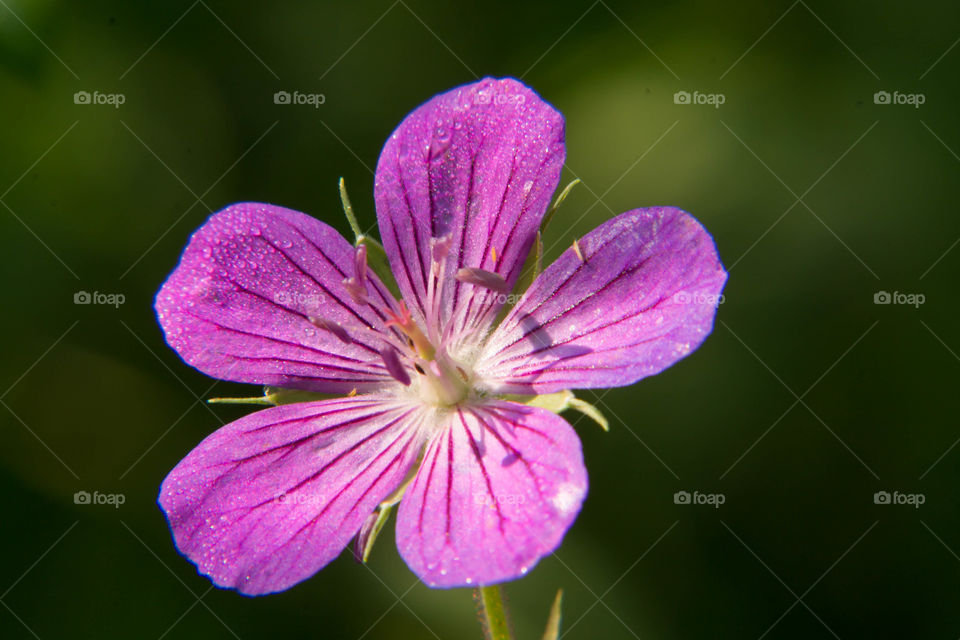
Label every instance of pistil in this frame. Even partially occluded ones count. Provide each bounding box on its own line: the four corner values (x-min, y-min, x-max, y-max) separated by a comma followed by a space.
385, 300, 435, 360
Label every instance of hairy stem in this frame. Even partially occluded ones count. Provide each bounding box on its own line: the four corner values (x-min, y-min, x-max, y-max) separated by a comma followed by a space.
476, 585, 513, 640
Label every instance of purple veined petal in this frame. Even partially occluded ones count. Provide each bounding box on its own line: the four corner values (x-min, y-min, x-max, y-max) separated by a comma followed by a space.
475, 207, 727, 394
158, 394, 425, 596
374, 77, 565, 341
395, 400, 587, 588
155, 203, 406, 395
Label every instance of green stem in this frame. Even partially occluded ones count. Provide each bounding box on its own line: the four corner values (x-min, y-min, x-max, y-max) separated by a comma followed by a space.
476, 585, 513, 640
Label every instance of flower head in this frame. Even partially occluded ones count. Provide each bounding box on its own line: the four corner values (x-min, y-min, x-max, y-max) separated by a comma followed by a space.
155, 77, 726, 595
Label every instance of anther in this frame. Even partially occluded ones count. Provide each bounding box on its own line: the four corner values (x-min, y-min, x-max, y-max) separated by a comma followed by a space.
309, 316, 352, 344
379, 345, 411, 386
455, 267, 511, 293
431, 235, 453, 263
344, 243, 369, 304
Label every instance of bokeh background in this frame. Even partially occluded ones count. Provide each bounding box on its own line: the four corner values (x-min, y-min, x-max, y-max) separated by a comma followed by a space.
2, 0, 959, 638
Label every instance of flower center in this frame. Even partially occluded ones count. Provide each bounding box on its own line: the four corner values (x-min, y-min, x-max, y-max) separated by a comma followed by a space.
310, 237, 502, 408
414, 350, 471, 407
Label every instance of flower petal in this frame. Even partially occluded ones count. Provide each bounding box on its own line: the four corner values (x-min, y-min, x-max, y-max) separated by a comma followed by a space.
158, 395, 423, 595
395, 401, 587, 587
475, 207, 727, 393
374, 77, 565, 340
155, 203, 405, 394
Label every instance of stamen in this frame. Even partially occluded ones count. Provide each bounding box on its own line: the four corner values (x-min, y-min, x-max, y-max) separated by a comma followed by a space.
343, 244, 369, 304
430, 235, 453, 264
490, 246, 497, 264
309, 316, 353, 344
426, 235, 452, 343
379, 345, 411, 386
455, 267, 511, 293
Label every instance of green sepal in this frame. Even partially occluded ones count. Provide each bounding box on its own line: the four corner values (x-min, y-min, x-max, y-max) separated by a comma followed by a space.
522, 389, 575, 413
356, 450, 422, 562
339, 177, 401, 299
511, 178, 581, 302
208, 386, 338, 407
358, 503, 394, 564
541, 589, 564, 640
541, 178, 580, 233
520, 390, 609, 431
566, 396, 609, 431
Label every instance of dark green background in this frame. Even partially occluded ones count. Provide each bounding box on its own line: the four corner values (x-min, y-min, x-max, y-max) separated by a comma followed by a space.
2, 1, 958, 638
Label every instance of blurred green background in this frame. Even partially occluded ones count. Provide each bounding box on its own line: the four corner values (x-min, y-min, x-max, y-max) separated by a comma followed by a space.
2, 0, 959, 638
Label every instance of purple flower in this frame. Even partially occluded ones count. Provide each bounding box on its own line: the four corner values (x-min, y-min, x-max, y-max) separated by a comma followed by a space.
155, 77, 727, 595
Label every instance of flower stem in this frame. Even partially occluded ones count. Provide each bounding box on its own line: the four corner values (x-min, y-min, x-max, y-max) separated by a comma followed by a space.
476, 585, 513, 640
